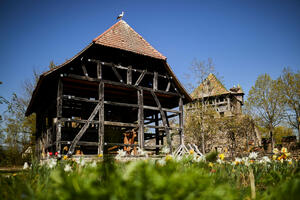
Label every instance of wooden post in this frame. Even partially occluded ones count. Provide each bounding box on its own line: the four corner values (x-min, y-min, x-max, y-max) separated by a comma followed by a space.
150, 90, 172, 153
127, 66, 132, 85
138, 89, 144, 149
98, 82, 104, 155
97, 61, 102, 79
179, 97, 184, 145
153, 72, 158, 91
56, 79, 63, 153
155, 112, 159, 154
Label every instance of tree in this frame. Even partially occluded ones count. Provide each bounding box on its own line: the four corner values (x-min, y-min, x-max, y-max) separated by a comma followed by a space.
1, 61, 56, 165
184, 58, 221, 153
277, 68, 300, 139
247, 74, 285, 149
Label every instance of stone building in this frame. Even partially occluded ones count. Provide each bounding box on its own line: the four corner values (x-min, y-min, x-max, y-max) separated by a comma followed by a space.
185, 73, 261, 156
188, 73, 244, 117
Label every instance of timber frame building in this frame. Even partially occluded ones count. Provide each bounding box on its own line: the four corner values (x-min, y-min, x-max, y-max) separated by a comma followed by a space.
26, 20, 192, 157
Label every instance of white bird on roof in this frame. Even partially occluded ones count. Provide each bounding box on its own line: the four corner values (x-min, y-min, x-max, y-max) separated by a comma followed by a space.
117, 11, 124, 20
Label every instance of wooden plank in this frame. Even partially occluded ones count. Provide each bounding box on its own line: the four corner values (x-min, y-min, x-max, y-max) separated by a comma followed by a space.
62, 95, 99, 103
111, 66, 124, 83
82, 64, 88, 77
127, 66, 132, 85
104, 101, 139, 108
68, 103, 101, 156
155, 113, 159, 154
150, 90, 172, 153
104, 121, 138, 127
165, 81, 171, 92
104, 143, 139, 147
98, 82, 104, 154
135, 70, 146, 86
179, 98, 184, 145
60, 141, 98, 146
138, 89, 144, 149
153, 72, 158, 91
97, 61, 102, 79
56, 79, 63, 153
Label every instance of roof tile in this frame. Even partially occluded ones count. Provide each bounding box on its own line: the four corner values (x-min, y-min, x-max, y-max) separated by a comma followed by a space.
93, 20, 166, 60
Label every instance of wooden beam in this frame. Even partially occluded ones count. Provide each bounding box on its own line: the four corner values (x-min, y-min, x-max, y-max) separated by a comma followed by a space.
165, 81, 171, 92
127, 65, 132, 85
138, 89, 144, 149
179, 97, 184, 145
89, 59, 168, 79
155, 113, 159, 154
111, 66, 124, 83
135, 70, 146, 86
104, 143, 139, 147
98, 82, 104, 155
65, 75, 181, 97
104, 121, 138, 128
82, 64, 88, 77
56, 79, 63, 153
68, 103, 101, 156
150, 90, 172, 153
153, 72, 158, 91
97, 61, 102, 79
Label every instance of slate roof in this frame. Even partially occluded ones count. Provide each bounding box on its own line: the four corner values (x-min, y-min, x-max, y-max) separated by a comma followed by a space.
93, 20, 166, 60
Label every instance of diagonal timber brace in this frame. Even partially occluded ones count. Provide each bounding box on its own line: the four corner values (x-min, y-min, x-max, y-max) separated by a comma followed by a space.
67, 103, 101, 156
150, 90, 172, 153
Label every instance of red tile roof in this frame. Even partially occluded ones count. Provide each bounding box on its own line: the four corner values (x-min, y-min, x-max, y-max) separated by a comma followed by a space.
93, 20, 166, 60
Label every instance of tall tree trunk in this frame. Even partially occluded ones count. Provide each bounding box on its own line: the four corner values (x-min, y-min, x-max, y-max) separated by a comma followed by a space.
270, 130, 274, 150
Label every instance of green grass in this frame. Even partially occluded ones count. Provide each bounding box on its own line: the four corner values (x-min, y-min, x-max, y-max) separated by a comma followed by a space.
0, 157, 299, 200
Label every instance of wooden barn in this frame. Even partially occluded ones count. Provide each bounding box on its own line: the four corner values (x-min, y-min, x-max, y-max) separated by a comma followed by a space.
25, 20, 192, 158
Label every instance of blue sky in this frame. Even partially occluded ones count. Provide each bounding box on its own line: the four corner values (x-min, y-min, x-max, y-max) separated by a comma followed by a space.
0, 0, 299, 113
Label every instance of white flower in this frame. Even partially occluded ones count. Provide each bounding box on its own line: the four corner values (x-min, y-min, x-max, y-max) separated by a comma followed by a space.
157, 159, 166, 166
117, 149, 126, 157
64, 164, 72, 172
194, 155, 206, 162
79, 159, 85, 167
90, 161, 97, 168
249, 152, 258, 160
23, 162, 29, 170
217, 159, 224, 164
260, 156, 271, 164
48, 159, 57, 169
161, 146, 170, 154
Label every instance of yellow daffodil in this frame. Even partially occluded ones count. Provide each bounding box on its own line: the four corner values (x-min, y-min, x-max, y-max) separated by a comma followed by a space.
208, 162, 213, 167
272, 155, 277, 160
63, 155, 68, 160
250, 160, 254, 164
189, 149, 194, 155
218, 153, 225, 160
98, 154, 103, 158
281, 147, 288, 153
273, 148, 279, 154
285, 152, 291, 157
165, 154, 173, 161
288, 160, 293, 165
